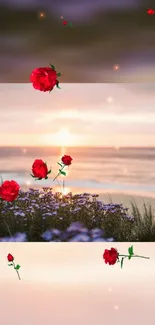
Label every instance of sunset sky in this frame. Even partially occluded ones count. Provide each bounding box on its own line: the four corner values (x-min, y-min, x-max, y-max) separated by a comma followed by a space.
2, 0, 141, 17
1, 83, 155, 147
0, 243, 153, 325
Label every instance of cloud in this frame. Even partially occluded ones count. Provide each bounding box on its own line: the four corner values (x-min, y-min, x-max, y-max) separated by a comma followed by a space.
1, 83, 155, 115
1, 83, 155, 146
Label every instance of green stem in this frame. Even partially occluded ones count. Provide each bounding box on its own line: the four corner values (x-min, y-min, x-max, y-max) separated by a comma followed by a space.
3, 219, 12, 237
119, 254, 150, 259
51, 170, 62, 192
53, 165, 65, 182
62, 180, 65, 195
12, 261, 21, 280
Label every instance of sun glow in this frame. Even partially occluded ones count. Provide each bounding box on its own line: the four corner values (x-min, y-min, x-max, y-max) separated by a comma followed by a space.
55, 186, 71, 196
41, 128, 76, 146
56, 128, 73, 146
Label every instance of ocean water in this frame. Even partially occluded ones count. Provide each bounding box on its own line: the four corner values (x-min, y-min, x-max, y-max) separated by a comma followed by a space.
0, 146, 155, 197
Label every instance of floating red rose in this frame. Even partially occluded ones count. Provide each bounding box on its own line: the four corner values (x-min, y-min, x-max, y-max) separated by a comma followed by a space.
103, 246, 150, 268
7, 253, 21, 280
0, 180, 20, 202
30, 64, 61, 92
62, 20, 72, 27
31, 159, 51, 180
103, 248, 119, 265
53, 155, 73, 181
7, 253, 14, 262
147, 8, 155, 15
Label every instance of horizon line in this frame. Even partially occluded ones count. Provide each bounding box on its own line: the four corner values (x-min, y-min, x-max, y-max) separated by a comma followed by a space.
0, 145, 154, 149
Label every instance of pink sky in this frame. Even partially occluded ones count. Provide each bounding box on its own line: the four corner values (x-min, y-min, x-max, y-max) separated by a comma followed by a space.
0, 243, 154, 325
1, 83, 155, 147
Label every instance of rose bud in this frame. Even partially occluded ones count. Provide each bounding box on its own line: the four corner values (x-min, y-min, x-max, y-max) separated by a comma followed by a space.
7, 253, 14, 262
61, 155, 73, 166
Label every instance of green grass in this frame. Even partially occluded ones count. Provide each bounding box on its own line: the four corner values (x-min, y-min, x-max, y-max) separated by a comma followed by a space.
128, 200, 155, 241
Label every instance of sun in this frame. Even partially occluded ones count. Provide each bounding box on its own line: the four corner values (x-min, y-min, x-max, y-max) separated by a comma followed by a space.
41, 128, 75, 146
56, 128, 72, 146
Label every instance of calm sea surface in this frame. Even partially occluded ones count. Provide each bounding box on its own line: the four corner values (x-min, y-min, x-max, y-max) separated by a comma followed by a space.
0, 146, 155, 197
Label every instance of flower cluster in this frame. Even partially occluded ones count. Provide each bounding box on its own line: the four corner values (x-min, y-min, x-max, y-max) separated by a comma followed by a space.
41, 222, 114, 242
0, 189, 134, 242
0, 224, 114, 242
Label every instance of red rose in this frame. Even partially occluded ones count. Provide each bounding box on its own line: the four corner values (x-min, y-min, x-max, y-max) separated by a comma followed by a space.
103, 248, 119, 265
61, 155, 73, 166
0, 180, 20, 202
32, 159, 49, 179
7, 253, 14, 262
30, 67, 58, 92
147, 8, 155, 15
